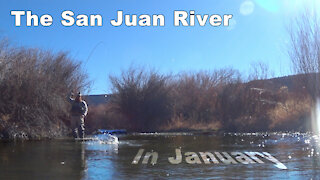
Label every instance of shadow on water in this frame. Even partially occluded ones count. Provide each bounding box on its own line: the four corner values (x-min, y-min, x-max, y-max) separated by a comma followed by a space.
0, 132, 320, 179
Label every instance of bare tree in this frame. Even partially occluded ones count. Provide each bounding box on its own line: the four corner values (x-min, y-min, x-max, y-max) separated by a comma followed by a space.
287, 7, 320, 100
248, 61, 273, 81
109, 67, 173, 131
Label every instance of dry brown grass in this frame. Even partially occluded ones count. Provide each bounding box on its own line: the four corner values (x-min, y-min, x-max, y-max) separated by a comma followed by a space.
160, 115, 222, 131
268, 94, 311, 130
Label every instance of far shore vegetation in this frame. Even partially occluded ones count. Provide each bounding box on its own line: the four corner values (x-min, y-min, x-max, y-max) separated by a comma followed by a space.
1, 8, 320, 140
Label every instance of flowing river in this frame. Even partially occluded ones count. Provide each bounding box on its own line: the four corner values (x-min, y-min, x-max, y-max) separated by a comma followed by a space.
0, 132, 319, 179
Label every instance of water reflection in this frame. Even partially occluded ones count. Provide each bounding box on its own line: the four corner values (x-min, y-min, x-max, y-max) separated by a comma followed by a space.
84, 141, 118, 179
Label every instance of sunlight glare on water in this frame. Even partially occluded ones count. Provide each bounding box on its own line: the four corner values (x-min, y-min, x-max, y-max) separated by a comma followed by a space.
311, 98, 320, 156
311, 98, 320, 135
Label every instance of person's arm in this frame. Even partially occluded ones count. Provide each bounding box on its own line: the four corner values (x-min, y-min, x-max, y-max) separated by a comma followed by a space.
82, 101, 88, 116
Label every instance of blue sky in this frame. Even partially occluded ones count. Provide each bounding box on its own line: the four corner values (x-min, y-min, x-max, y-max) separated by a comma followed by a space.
0, 0, 318, 94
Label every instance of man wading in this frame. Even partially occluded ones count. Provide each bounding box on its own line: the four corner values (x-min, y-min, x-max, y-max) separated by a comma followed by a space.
69, 91, 88, 139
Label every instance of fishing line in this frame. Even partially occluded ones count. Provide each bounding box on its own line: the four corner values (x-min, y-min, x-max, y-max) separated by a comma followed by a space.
84, 41, 105, 66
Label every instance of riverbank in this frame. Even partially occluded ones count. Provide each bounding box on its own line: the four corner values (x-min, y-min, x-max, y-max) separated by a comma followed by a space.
0, 117, 70, 141
0, 42, 315, 141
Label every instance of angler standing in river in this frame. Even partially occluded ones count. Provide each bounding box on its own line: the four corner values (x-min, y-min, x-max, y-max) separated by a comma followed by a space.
69, 91, 88, 139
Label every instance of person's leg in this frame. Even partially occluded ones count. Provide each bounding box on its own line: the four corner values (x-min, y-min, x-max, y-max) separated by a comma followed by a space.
79, 115, 85, 138
72, 116, 80, 138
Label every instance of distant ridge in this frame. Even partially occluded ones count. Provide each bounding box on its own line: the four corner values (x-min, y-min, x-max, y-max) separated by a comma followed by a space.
83, 94, 111, 106
247, 73, 318, 92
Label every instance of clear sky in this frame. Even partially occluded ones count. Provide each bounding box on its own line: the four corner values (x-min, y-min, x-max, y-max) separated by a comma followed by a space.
0, 0, 319, 94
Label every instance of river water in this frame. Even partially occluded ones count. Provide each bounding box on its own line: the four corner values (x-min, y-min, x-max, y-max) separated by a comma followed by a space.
0, 132, 319, 179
